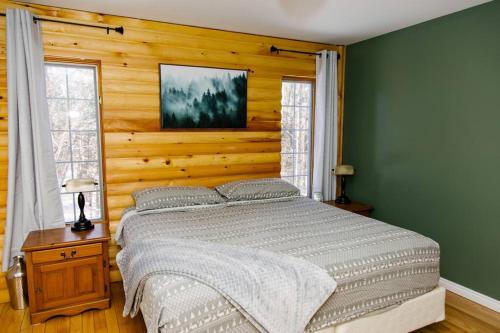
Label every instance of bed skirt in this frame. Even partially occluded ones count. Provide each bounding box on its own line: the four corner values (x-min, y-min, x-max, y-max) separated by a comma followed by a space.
315, 287, 446, 333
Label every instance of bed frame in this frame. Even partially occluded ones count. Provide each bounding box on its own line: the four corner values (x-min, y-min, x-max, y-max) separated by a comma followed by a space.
316, 287, 446, 333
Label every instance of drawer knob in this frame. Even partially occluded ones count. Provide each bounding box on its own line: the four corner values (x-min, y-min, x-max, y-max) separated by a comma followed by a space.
71, 250, 77, 257
60, 252, 66, 258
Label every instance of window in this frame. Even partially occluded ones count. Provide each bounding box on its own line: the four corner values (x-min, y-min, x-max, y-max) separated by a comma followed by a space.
45, 62, 104, 223
280, 79, 314, 196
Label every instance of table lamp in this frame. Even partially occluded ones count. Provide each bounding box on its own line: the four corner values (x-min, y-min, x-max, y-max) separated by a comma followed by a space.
63, 178, 98, 232
333, 165, 355, 204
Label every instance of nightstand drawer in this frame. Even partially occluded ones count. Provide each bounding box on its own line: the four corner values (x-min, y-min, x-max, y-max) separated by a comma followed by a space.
32, 243, 102, 264
67, 243, 103, 260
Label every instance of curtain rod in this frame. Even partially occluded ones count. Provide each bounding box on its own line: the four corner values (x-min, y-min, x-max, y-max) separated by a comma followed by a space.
0, 13, 124, 34
270, 45, 340, 59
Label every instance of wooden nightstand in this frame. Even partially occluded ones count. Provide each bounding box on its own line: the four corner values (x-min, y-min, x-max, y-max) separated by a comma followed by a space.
22, 223, 111, 324
323, 200, 374, 217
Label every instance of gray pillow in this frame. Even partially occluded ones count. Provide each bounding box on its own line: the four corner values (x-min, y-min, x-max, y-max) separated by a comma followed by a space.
133, 186, 226, 212
215, 178, 301, 201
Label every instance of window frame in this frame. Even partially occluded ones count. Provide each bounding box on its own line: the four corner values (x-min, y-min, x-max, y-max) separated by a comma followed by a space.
45, 56, 108, 224
281, 76, 316, 197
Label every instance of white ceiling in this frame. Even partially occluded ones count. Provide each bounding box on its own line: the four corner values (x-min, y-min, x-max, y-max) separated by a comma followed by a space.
25, 0, 490, 44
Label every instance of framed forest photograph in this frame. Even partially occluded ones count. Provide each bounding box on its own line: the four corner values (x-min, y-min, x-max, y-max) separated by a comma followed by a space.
160, 64, 248, 129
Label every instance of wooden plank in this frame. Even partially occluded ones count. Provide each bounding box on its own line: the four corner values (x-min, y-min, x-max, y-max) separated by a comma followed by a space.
446, 291, 500, 328
105, 142, 280, 159
3, 305, 25, 333
69, 314, 83, 333
441, 304, 499, 332
0, 147, 7, 162
41, 33, 316, 72
43, 47, 316, 77
19, 307, 32, 333
0, 190, 7, 206
0, 133, 7, 146
106, 162, 279, 184
109, 270, 121, 283
108, 222, 119, 235
81, 310, 95, 333
336, 45, 346, 174
107, 171, 279, 195
106, 195, 134, 210
110, 283, 145, 333
104, 131, 280, 145
32, 323, 45, 333
57, 317, 71, 333
103, 119, 158, 132
44, 315, 59, 332
0, 288, 8, 303
103, 306, 119, 333
103, 114, 280, 131
101, 66, 160, 82
108, 246, 119, 260
105, 152, 280, 171
247, 120, 281, 131
25, 23, 328, 61
93, 310, 108, 333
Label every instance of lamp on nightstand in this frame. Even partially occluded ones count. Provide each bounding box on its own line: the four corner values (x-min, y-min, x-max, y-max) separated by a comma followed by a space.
63, 178, 98, 232
333, 165, 355, 204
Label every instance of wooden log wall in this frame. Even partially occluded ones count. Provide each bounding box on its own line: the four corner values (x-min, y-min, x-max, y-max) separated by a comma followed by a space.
0, 0, 345, 301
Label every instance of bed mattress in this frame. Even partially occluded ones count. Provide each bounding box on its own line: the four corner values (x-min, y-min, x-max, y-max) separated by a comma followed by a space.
117, 197, 440, 333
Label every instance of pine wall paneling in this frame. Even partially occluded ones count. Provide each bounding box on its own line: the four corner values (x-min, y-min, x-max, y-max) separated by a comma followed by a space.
0, 0, 345, 302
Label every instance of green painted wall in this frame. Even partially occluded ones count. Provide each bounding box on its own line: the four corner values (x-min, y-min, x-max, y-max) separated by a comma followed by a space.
344, 1, 500, 299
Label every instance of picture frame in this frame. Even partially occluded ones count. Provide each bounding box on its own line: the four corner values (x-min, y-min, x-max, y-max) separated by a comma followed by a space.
159, 64, 248, 130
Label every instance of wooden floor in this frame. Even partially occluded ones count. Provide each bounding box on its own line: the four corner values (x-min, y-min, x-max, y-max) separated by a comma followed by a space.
1, 283, 499, 332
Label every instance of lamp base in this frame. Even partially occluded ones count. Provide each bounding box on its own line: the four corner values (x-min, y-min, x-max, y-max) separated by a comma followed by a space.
335, 195, 351, 204
71, 219, 95, 232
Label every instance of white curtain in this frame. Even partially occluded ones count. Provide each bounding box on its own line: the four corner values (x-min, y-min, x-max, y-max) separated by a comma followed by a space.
3, 9, 64, 271
312, 50, 338, 201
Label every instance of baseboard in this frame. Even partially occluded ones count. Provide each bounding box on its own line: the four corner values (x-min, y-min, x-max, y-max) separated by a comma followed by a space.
439, 277, 500, 313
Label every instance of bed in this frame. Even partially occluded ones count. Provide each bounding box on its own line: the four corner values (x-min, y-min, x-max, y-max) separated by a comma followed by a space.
115, 192, 443, 333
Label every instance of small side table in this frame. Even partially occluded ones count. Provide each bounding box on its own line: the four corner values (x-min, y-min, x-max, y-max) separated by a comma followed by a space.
323, 200, 374, 217
22, 223, 111, 324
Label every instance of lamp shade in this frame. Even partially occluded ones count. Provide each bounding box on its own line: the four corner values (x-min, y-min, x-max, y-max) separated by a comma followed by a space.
333, 165, 355, 176
63, 178, 97, 193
